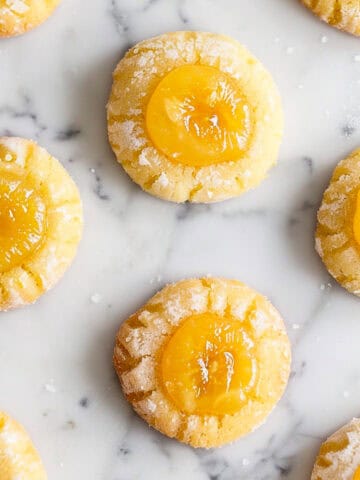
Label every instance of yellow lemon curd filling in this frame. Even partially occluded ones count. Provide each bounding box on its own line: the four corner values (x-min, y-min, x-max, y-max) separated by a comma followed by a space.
0, 173, 46, 272
146, 65, 252, 168
354, 467, 360, 480
354, 190, 360, 246
160, 312, 257, 415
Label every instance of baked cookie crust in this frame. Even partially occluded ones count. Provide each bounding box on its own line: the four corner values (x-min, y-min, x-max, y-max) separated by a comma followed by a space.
0, 137, 83, 311
113, 278, 291, 448
0, 411, 47, 480
311, 418, 360, 480
0, 0, 60, 37
107, 31, 283, 203
316, 148, 360, 296
301, 0, 360, 36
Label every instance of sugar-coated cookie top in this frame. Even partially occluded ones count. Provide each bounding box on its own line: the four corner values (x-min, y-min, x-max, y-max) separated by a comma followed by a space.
312, 418, 360, 480
107, 31, 283, 203
114, 277, 291, 447
302, 0, 360, 36
0, 137, 83, 311
0, 411, 47, 479
316, 148, 360, 296
0, 0, 60, 37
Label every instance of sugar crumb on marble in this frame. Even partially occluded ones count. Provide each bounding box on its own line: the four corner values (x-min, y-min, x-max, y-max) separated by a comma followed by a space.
90, 293, 103, 304
44, 379, 57, 393
320, 35, 328, 44
150, 275, 162, 285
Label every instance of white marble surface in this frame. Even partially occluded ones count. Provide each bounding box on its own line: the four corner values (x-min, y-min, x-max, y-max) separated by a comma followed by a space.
2, 0, 360, 478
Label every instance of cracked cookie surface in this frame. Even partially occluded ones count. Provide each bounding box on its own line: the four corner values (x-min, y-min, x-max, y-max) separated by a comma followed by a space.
301, 0, 360, 36
0, 411, 47, 480
0, 137, 83, 311
311, 418, 360, 480
107, 31, 283, 203
0, 0, 60, 37
316, 148, 360, 296
113, 278, 291, 448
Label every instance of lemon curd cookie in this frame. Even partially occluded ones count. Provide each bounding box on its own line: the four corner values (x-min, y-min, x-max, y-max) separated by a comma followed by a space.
0, 137, 83, 311
107, 31, 283, 203
113, 278, 291, 448
0, 0, 60, 37
301, 0, 360, 36
311, 418, 360, 480
315, 148, 360, 296
0, 411, 47, 479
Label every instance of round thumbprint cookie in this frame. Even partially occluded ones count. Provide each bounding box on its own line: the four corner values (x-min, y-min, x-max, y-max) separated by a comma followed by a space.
301, 0, 360, 36
113, 278, 291, 448
107, 31, 283, 203
311, 418, 360, 480
0, 411, 47, 480
0, 0, 60, 37
0, 137, 83, 311
316, 148, 360, 296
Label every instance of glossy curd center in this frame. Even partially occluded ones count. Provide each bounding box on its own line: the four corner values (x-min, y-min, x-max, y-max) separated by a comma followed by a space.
0, 173, 46, 272
160, 312, 257, 415
354, 190, 360, 246
353, 466, 360, 480
146, 65, 251, 167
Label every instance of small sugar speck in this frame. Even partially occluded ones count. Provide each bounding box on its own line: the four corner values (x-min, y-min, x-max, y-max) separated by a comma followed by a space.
90, 293, 103, 304
343, 390, 350, 398
354, 55, 360, 62
242, 458, 250, 466
320, 35, 328, 44
44, 380, 57, 393
298, 84, 304, 90
292, 323, 301, 330
320, 284, 326, 290
89, 168, 96, 174
286, 47, 294, 55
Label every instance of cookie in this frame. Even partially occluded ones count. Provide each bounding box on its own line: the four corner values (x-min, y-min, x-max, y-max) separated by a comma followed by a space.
0, 411, 47, 480
301, 0, 360, 36
316, 148, 360, 296
113, 278, 291, 448
107, 31, 283, 203
311, 418, 360, 480
0, 0, 60, 37
0, 137, 83, 311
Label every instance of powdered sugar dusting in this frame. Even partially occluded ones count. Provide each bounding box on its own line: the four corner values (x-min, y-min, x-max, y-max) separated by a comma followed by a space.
156, 172, 169, 188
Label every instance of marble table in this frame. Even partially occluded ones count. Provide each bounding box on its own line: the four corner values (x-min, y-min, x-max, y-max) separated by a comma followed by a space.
1, 0, 360, 478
